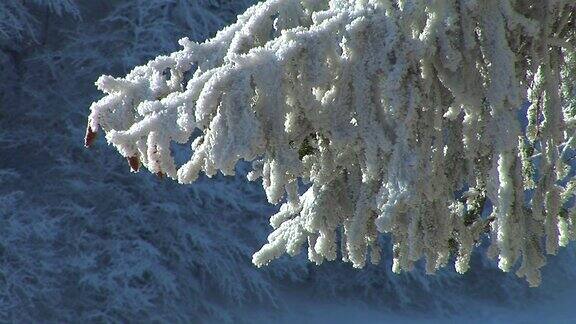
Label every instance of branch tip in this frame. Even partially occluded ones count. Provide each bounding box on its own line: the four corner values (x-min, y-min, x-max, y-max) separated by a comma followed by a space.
84, 126, 97, 148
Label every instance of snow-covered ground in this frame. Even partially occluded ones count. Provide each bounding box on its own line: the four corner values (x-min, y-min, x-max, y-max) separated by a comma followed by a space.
240, 285, 576, 324
245, 270, 576, 324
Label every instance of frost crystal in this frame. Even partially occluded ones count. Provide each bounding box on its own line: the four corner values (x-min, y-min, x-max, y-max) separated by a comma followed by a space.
87, 0, 576, 286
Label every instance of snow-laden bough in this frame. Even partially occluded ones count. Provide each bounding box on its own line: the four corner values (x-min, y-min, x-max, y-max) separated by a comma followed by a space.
86, 0, 576, 287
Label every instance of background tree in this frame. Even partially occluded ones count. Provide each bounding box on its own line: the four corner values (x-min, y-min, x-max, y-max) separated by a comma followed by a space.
1, 0, 576, 323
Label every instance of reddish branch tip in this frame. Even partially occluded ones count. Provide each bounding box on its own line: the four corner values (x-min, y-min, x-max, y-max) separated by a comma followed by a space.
156, 172, 164, 179
127, 156, 140, 172
84, 126, 97, 148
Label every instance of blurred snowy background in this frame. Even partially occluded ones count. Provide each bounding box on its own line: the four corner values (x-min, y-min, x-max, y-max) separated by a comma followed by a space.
1, 1, 575, 323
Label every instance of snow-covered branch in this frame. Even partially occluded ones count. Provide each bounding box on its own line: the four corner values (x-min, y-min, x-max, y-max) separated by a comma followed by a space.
87, 0, 576, 286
